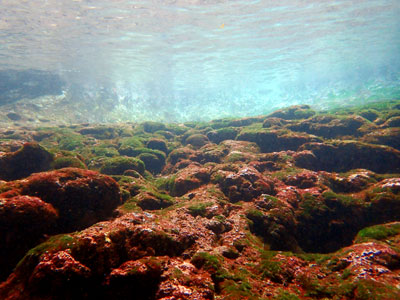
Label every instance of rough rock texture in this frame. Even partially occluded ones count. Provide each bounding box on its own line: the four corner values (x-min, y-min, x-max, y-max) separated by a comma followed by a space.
0, 100, 400, 299
288, 115, 368, 138
0, 195, 58, 281
294, 141, 400, 173
0, 143, 53, 181
1, 168, 121, 232
237, 128, 321, 153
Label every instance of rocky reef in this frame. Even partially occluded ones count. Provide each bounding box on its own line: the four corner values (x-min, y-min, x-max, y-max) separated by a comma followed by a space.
0, 100, 400, 299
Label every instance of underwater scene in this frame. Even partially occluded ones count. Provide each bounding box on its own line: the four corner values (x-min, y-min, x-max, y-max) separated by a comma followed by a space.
1, 1, 400, 299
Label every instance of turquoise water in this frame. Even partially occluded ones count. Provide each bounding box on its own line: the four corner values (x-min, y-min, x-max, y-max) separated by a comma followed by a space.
0, 0, 399, 122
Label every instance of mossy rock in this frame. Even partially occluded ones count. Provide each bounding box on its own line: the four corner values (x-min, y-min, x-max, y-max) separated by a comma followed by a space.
91, 145, 119, 157
168, 147, 195, 164
288, 115, 367, 138
154, 130, 175, 140
164, 124, 189, 135
354, 222, 400, 243
136, 191, 174, 210
362, 128, 400, 150
237, 128, 319, 152
267, 105, 315, 120
185, 134, 210, 148
359, 109, 380, 122
119, 137, 144, 150
296, 141, 400, 173
0, 143, 54, 181
138, 152, 166, 174
78, 126, 117, 139
190, 252, 222, 272
16, 234, 76, 270
100, 156, 145, 175
207, 127, 238, 144
122, 147, 166, 160
146, 138, 168, 153
58, 134, 84, 151
155, 175, 177, 192
262, 117, 288, 128
142, 121, 166, 133
384, 116, 400, 127
272, 290, 301, 300
52, 157, 87, 169
187, 202, 214, 217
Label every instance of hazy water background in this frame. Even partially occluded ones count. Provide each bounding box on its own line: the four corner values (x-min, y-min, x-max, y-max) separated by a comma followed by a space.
0, 0, 399, 122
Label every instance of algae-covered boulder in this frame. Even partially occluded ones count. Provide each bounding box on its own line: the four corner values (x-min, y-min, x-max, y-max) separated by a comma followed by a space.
262, 117, 288, 128
0, 213, 196, 300
138, 152, 166, 174
146, 138, 168, 153
142, 121, 166, 133
170, 164, 212, 196
185, 134, 210, 148
237, 128, 320, 152
167, 147, 196, 165
362, 127, 400, 150
52, 156, 87, 169
10, 168, 122, 231
78, 126, 117, 139
136, 191, 174, 210
218, 167, 275, 203
288, 115, 368, 138
383, 116, 400, 127
294, 141, 400, 173
91, 145, 119, 157
100, 156, 145, 175
359, 109, 380, 121
267, 104, 315, 120
0, 195, 58, 281
0, 142, 53, 181
206, 127, 239, 144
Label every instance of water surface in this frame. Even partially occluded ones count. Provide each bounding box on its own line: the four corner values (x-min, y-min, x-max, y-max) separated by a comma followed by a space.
0, 0, 399, 121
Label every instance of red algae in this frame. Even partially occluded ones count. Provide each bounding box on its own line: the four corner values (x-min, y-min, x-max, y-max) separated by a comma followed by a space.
0, 101, 400, 299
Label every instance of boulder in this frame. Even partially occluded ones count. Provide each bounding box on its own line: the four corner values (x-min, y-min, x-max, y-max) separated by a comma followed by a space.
2, 168, 121, 232
288, 115, 367, 138
0, 143, 53, 181
0, 195, 58, 281
237, 128, 321, 153
294, 141, 400, 173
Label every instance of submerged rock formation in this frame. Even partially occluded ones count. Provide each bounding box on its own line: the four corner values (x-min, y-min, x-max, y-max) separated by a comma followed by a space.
0, 100, 400, 299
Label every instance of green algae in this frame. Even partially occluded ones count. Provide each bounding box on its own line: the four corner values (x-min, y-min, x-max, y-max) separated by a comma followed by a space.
54, 129, 86, 151
273, 290, 300, 300
270, 167, 300, 180
322, 191, 362, 206
119, 136, 144, 149
91, 145, 119, 157
258, 251, 283, 282
52, 156, 86, 169
185, 133, 209, 147
191, 252, 222, 272
154, 175, 177, 193
221, 280, 257, 300
16, 234, 76, 269
100, 156, 145, 175
138, 152, 165, 174
354, 222, 400, 243
354, 279, 400, 300
297, 193, 329, 220
187, 202, 214, 217
119, 198, 140, 212
142, 121, 166, 133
